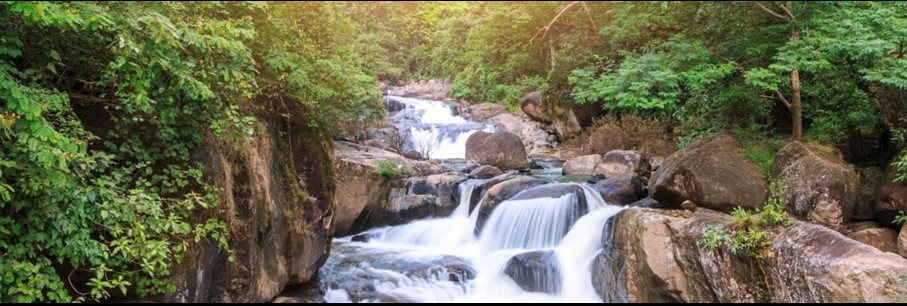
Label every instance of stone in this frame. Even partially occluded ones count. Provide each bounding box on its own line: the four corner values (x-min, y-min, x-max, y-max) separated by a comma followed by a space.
553, 110, 582, 140
649, 133, 768, 211
465, 131, 530, 171
468, 165, 504, 179
519, 91, 549, 123
504, 250, 562, 294
592, 207, 907, 302
847, 227, 898, 253
772, 142, 860, 231
681, 200, 697, 212
590, 173, 648, 205
468, 103, 507, 121
899, 225, 907, 258
876, 166, 907, 226
595, 150, 649, 177
474, 176, 547, 234
587, 173, 607, 184
562, 154, 602, 176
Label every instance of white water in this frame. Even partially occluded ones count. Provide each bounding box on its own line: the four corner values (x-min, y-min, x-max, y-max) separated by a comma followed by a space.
388, 96, 494, 159
320, 182, 623, 303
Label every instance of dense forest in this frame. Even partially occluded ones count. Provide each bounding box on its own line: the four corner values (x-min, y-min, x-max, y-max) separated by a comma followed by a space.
2, 1, 907, 302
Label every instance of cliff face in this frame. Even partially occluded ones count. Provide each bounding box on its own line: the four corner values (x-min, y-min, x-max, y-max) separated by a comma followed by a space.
162, 114, 336, 303
594, 208, 907, 303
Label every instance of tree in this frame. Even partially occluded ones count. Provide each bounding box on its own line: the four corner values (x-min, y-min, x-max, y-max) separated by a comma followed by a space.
753, 1, 803, 141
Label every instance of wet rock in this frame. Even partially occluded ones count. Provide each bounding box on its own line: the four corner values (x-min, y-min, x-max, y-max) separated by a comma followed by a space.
847, 227, 898, 253
772, 142, 860, 231
649, 133, 768, 211
587, 173, 607, 184
475, 176, 547, 234
403, 150, 424, 160
520, 91, 549, 123
630, 197, 667, 209
386, 97, 408, 113
593, 207, 907, 302
595, 150, 649, 177
351, 233, 378, 243
590, 173, 647, 205
466, 172, 524, 213
465, 131, 530, 171
504, 250, 562, 294
469, 165, 504, 179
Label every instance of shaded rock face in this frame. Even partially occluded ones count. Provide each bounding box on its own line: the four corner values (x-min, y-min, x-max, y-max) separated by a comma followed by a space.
465, 172, 524, 213
504, 251, 562, 294
351, 172, 467, 233
595, 150, 649, 177
899, 225, 907, 258
562, 154, 601, 176
166, 117, 335, 303
649, 133, 768, 211
474, 176, 547, 234
593, 208, 907, 303
591, 173, 648, 205
469, 165, 503, 179
519, 91, 549, 123
553, 110, 582, 140
465, 131, 529, 171
771, 142, 860, 231
847, 227, 898, 253
876, 167, 907, 226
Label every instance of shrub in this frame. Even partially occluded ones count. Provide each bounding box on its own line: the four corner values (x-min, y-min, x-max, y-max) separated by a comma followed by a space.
375, 160, 402, 182
700, 178, 792, 259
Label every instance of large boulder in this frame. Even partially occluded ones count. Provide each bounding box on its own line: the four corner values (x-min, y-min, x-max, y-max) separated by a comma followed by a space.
468, 103, 507, 121
504, 251, 562, 294
899, 225, 907, 258
648, 133, 768, 211
595, 150, 649, 177
590, 173, 648, 205
386, 97, 408, 113
563, 154, 601, 176
519, 91, 549, 123
847, 227, 898, 253
465, 131, 530, 171
593, 208, 907, 302
474, 176, 547, 234
488, 113, 556, 157
463, 172, 524, 213
771, 142, 860, 231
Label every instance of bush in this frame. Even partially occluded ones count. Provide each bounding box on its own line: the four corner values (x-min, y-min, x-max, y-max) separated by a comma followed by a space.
375, 160, 402, 182
700, 179, 792, 259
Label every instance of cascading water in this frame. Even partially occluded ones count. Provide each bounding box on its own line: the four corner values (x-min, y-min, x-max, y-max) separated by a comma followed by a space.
317, 181, 624, 303
387, 96, 494, 159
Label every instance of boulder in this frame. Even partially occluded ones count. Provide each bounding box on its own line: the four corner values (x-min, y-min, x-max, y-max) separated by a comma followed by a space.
519, 91, 549, 123
593, 207, 907, 302
875, 166, 907, 226
847, 227, 898, 253
354, 172, 467, 230
899, 225, 907, 258
591, 173, 648, 205
563, 154, 601, 176
488, 113, 556, 157
595, 150, 649, 177
469, 165, 504, 179
386, 97, 407, 113
468, 103, 507, 121
465, 131, 530, 171
587, 173, 607, 184
772, 142, 860, 231
504, 251, 562, 294
464, 172, 524, 213
553, 110, 582, 140
474, 176, 547, 234
648, 133, 768, 211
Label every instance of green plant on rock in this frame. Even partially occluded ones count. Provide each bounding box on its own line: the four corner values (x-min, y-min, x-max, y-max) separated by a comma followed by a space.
375, 160, 402, 182
700, 179, 792, 260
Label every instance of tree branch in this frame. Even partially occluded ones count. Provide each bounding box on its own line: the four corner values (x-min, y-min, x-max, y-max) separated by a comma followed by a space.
774, 90, 792, 109
753, 1, 788, 21
580, 2, 599, 32
778, 1, 796, 21
530, 1, 582, 44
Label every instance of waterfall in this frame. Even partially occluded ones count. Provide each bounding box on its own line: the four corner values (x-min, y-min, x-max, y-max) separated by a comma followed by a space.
387, 96, 494, 159
320, 181, 624, 302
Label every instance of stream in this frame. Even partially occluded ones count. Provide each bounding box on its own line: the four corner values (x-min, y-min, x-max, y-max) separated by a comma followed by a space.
314, 96, 622, 303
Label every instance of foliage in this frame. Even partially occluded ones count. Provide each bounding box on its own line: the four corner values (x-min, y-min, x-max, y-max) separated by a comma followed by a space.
894, 152, 907, 183
0, 1, 382, 302
375, 160, 402, 182
700, 179, 792, 259
894, 211, 907, 226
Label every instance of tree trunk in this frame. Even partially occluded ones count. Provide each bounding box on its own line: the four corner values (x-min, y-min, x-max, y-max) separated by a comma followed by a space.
790, 28, 803, 141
